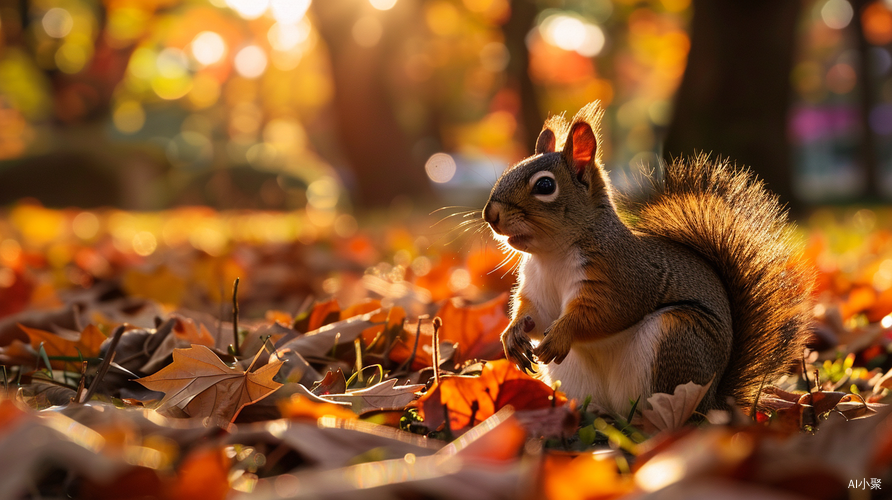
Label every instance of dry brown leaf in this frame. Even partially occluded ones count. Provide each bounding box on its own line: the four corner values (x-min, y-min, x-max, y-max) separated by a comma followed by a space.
135, 345, 283, 427
641, 378, 713, 433
276, 309, 385, 361
322, 378, 424, 414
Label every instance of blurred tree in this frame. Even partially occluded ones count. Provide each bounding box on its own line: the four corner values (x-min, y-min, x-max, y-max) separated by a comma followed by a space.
663, 0, 801, 210
312, 1, 434, 208
501, 0, 543, 150
852, 0, 879, 199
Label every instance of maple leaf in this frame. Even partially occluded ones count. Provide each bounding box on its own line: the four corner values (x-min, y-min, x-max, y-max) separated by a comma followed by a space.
322, 378, 424, 414
416, 359, 566, 432
640, 379, 713, 433
135, 344, 283, 427
18, 323, 106, 369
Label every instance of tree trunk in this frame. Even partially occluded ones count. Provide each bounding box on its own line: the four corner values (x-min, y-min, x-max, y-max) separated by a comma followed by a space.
312, 2, 434, 208
663, 0, 801, 210
501, 0, 543, 151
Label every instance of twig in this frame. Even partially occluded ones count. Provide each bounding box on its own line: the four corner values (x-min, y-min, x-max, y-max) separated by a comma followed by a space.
74, 361, 88, 403
81, 325, 126, 403
432, 317, 442, 386
405, 315, 427, 372
232, 277, 241, 357
751, 374, 768, 421
354, 339, 364, 383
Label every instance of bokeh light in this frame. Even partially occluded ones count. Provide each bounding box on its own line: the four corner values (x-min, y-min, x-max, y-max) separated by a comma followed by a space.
353, 17, 383, 47
539, 14, 605, 57
271, 0, 311, 23
191, 31, 227, 66
234, 45, 268, 78
370, 0, 398, 10
226, 0, 269, 20
425, 153, 457, 183
822, 0, 854, 29
42, 8, 74, 39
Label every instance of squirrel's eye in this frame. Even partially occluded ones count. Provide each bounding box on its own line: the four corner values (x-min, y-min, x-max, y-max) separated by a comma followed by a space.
532, 176, 556, 195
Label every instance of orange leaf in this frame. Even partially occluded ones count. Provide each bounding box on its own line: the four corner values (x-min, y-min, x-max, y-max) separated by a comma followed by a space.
278, 395, 358, 421
20, 323, 106, 368
265, 310, 293, 326
340, 299, 382, 320
135, 345, 282, 426
416, 359, 565, 431
172, 316, 215, 347
307, 299, 340, 331
840, 285, 877, 320
167, 447, 231, 500
0, 399, 27, 436
436, 293, 509, 365
543, 452, 633, 500
388, 318, 433, 370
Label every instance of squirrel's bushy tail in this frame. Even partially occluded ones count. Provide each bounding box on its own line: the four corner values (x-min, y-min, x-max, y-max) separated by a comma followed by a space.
631, 154, 814, 410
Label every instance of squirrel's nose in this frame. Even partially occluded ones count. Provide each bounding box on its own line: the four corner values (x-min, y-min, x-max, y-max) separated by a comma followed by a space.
483, 202, 501, 231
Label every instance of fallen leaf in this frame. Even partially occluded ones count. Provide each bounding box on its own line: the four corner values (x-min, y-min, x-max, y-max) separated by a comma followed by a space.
640, 379, 713, 433
388, 317, 435, 370
436, 294, 509, 365
278, 394, 358, 421
437, 407, 527, 462
19, 323, 107, 369
134, 345, 283, 427
312, 369, 348, 396
307, 299, 340, 332
544, 451, 633, 500
322, 378, 424, 414
167, 446, 231, 500
513, 404, 580, 440
416, 359, 565, 432
275, 309, 386, 361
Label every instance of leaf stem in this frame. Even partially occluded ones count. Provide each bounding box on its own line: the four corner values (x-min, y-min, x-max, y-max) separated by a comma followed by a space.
432, 317, 442, 386
232, 277, 241, 357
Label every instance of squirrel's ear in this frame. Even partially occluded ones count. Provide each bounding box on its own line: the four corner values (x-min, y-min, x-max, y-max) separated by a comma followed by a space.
535, 128, 556, 154
562, 122, 597, 182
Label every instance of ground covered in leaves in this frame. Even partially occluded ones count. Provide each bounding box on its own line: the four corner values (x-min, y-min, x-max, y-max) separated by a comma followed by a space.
0, 203, 891, 499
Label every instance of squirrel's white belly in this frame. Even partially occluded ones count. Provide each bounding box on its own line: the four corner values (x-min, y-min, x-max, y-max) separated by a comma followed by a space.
540, 311, 664, 416
517, 252, 584, 324
518, 251, 663, 414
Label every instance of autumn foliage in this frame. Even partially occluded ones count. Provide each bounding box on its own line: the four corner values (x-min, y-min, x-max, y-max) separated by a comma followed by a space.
0, 206, 890, 499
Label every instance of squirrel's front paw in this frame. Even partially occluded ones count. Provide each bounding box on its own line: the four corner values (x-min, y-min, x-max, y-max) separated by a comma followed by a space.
502, 316, 536, 373
534, 328, 572, 364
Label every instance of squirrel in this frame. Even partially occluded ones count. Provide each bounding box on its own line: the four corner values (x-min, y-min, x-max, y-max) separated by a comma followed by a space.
482, 101, 814, 415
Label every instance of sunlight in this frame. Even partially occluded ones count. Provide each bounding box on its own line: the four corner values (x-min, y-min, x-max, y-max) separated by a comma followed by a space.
191, 31, 227, 66
634, 456, 686, 491
370, 0, 398, 11
425, 153, 457, 183
539, 14, 605, 57
234, 45, 268, 78
821, 0, 853, 29
42, 8, 73, 38
226, 0, 269, 20
271, 0, 311, 24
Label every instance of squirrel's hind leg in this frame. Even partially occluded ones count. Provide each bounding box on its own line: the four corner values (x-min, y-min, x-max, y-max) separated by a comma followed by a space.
650, 308, 732, 413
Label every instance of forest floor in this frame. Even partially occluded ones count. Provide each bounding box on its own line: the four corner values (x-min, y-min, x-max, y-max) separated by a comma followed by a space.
0, 203, 889, 500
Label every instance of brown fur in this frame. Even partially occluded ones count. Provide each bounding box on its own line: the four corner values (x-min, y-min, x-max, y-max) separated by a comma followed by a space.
629, 154, 815, 409
486, 102, 813, 413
